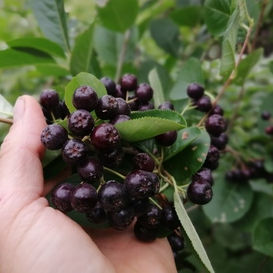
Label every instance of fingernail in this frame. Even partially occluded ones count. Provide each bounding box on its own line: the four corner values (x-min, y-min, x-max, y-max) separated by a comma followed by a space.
13, 97, 25, 123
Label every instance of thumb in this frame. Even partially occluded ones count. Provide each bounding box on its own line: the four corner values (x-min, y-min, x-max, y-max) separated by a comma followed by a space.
0, 95, 46, 197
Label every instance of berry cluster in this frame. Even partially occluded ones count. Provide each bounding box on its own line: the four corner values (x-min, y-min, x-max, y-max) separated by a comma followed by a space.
186, 83, 229, 205
261, 111, 273, 135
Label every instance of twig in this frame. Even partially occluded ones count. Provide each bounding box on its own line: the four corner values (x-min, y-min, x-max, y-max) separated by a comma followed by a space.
186, 204, 199, 213
103, 167, 125, 179
0, 117, 13, 125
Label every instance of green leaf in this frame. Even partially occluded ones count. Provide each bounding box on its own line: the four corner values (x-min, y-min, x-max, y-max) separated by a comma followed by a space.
70, 23, 95, 75
249, 179, 273, 197
164, 127, 201, 161
29, 0, 70, 51
170, 58, 204, 100
0, 94, 13, 118
0, 49, 54, 68
97, 0, 139, 32
174, 190, 215, 273
148, 68, 165, 108
7, 37, 65, 58
235, 48, 263, 84
65, 72, 107, 112
35, 64, 70, 76
150, 18, 180, 57
253, 218, 273, 257
203, 175, 254, 223
115, 117, 184, 142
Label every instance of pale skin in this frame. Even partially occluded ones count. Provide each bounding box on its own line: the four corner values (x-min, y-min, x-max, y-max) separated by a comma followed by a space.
0, 96, 177, 273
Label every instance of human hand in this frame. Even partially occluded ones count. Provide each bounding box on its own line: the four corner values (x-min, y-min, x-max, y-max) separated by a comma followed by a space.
0, 96, 177, 273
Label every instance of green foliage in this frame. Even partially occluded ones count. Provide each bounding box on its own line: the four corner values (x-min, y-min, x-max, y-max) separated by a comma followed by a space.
148, 68, 165, 108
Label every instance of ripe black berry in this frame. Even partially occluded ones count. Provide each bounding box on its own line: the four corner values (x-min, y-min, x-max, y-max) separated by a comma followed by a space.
98, 180, 127, 212
134, 221, 156, 242
187, 83, 204, 99
86, 202, 106, 224
155, 131, 177, 146
261, 111, 271, 121
127, 95, 139, 111
41, 124, 68, 150
193, 168, 213, 185
71, 183, 98, 212
210, 105, 224, 116
109, 207, 135, 230
68, 110, 94, 136
98, 147, 124, 167
265, 126, 273, 135
204, 145, 220, 170
158, 101, 175, 110
77, 157, 103, 183
62, 139, 87, 164
73, 85, 98, 111
120, 74, 138, 91
116, 98, 131, 115
168, 234, 184, 252
205, 114, 226, 137
91, 123, 120, 150
138, 204, 162, 229
195, 96, 212, 112
134, 153, 155, 172
125, 170, 160, 200
101, 77, 116, 96
135, 83, 153, 102
187, 180, 213, 205
40, 89, 59, 110
211, 133, 228, 150
115, 84, 126, 98
51, 183, 74, 213
111, 114, 130, 125
161, 206, 180, 229
138, 102, 154, 111
57, 100, 70, 119
95, 95, 119, 120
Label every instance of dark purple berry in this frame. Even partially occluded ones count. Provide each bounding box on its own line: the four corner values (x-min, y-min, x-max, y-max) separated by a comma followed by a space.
193, 168, 214, 185
71, 183, 98, 212
116, 98, 131, 115
98, 147, 124, 167
91, 123, 120, 150
109, 207, 135, 230
187, 83, 204, 99
40, 89, 59, 110
77, 158, 103, 183
95, 95, 119, 120
51, 183, 74, 213
115, 84, 126, 98
210, 105, 224, 116
111, 115, 130, 125
138, 102, 154, 111
132, 199, 150, 216
261, 111, 271, 121
134, 221, 156, 242
135, 83, 153, 102
62, 139, 87, 164
204, 145, 220, 170
225, 169, 242, 182
125, 170, 160, 200
73, 85, 98, 111
58, 101, 70, 119
120, 74, 137, 91
86, 202, 106, 224
68, 109, 94, 136
41, 124, 68, 150
127, 95, 139, 111
161, 206, 179, 229
158, 101, 175, 110
42, 107, 52, 123
138, 204, 161, 229
195, 96, 212, 112
187, 180, 213, 205
134, 153, 155, 172
211, 133, 228, 150
101, 77, 116, 96
98, 181, 127, 212
155, 131, 177, 146
205, 114, 227, 137
265, 126, 273, 135
168, 234, 184, 252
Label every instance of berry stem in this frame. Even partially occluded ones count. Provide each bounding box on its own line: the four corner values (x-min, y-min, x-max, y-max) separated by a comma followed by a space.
103, 167, 126, 179
159, 182, 169, 193
149, 197, 162, 210
186, 204, 199, 213
180, 103, 195, 116
0, 117, 13, 125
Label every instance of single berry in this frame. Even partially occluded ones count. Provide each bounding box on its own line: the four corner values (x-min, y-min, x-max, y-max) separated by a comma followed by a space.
115, 84, 126, 98
210, 105, 224, 116
134, 153, 155, 172
125, 170, 160, 200
168, 234, 184, 252
204, 145, 220, 170
248, 160, 265, 178
91, 123, 120, 150
205, 114, 226, 137
73, 85, 98, 111
95, 95, 119, 120
120, 74, 138, 91
71, 183, 98, 212
158, 101, 175, 110
58, 100, 70, 119
109, 207, 135, 230
134, 221, 156, 242
187, 180, 213, 205
41, 124, 68, 150
195, 96, 212, 112
40, 89, 59, 110
161, 206, 180, 229
155, 131, 177, 146
135, 83, 153, 102
211, 133, 228, 150
51, 183, 74, 213
68, 109, 94, 136
265, 126, 273, 135
116, 98, 131, 115
101, 77, 116, 96
138, 102, 154, 111
77, 157, 103, 183
98, 147, 124, 167
261, 111, 271, 121
132, 199, 150, 216
98, 180, 127, 212
62, 139, 87, 164
138, 204, 162, 229
193, 168, 213, 185
86, 202, 106, 224
127, 95, 139, 111
187, 83, 204, 99
111, 114, 130, 125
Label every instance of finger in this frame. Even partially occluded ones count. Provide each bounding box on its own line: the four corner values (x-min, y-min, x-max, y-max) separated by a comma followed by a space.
0, 96, 46, 196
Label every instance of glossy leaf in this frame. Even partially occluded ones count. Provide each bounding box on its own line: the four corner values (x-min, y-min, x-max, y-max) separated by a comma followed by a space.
148, 68, 165, 108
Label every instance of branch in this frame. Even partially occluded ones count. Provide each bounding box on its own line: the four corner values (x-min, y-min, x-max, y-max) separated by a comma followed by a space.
0, 117, 13, 125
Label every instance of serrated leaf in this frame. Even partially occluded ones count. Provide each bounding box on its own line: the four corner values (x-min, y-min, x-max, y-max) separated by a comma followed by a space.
115, 117, 184, 142
174, 190, 215, 273
148, 68, 165, 108
64, 72, 107, 112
